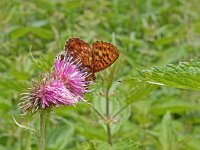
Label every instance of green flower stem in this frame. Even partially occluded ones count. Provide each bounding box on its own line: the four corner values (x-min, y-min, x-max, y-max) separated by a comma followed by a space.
39, 110, 46, 150
106, 89, 109, 117
106, 88, 112, 145
106, 124, 112, 145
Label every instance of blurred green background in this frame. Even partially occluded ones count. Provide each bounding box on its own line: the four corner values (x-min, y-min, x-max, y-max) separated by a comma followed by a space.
1, 0, 200, 149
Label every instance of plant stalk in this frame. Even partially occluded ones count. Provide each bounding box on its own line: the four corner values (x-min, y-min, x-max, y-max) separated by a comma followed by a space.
106, 89, 109, 116
106, 88, 112, 145
106, 124, 112, 145
40, 111, 45, 150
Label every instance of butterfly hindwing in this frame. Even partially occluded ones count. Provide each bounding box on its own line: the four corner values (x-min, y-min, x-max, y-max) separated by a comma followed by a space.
92, 41, 119, 72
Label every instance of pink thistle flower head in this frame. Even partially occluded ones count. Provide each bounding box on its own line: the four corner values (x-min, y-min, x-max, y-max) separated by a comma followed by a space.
19, 52, 92, 115
20, 77, 79, 115
52, 54, 91, 98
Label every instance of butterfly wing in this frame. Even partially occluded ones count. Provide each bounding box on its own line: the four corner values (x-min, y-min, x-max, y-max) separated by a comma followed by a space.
65, 38, 96, 80
92, 41, 119, 72
65, 38, 93, 70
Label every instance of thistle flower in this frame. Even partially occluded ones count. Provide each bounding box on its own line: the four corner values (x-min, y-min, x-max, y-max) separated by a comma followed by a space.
19, 53, 92, 115
52, 55, 91, 98
20, 78, 80, 114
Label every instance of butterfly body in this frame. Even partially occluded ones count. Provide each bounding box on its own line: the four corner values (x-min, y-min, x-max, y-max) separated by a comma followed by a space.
64, 38, 119, 80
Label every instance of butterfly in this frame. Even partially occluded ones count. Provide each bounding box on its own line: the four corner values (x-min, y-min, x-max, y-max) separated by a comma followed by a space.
64, 38, 119, 80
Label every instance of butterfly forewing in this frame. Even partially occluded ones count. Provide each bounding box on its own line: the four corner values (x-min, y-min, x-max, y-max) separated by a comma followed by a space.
65, 38, 93, 70
92, 41, 119, 72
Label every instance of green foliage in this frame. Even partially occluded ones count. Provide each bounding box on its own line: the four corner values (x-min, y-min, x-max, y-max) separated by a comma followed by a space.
139, 59, 200, 90
1, 0, 200, 149
159, 112, 177, 150
75, 139, 141, 150
121, 78, 158, 105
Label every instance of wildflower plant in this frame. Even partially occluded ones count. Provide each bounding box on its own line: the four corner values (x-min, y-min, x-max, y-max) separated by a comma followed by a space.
19, 51, 92, 150
20, 54, 91, 115
2, 1, 199, 149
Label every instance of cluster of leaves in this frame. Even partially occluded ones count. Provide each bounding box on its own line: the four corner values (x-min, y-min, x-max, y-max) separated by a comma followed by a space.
0, 0, 200, 149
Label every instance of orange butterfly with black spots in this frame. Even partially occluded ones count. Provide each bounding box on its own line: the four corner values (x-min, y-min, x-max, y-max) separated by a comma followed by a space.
64, 38, 119, 80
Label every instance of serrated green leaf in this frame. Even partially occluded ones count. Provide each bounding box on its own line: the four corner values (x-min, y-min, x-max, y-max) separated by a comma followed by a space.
139, 59, 200, 90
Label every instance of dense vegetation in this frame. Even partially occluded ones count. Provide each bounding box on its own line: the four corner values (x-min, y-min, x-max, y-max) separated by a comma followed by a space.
0, 0, 200, 149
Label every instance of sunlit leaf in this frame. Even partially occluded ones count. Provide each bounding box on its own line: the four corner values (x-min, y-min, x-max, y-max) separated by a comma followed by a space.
139, 59, 200, 90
